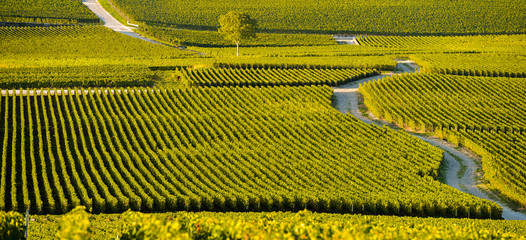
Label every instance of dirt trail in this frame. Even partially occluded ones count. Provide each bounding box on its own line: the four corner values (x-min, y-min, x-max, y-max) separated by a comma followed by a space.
333, 60, 526, 220
82, 0, 160, 44
81, 0, 204, 54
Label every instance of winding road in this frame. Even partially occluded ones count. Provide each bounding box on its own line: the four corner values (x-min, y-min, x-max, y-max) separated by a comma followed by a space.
333, 60, 526, 220
81, 0, 204, 55
82, 0, 160, 44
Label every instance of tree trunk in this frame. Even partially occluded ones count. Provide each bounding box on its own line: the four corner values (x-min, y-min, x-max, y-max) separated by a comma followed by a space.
236, 42, 239, 57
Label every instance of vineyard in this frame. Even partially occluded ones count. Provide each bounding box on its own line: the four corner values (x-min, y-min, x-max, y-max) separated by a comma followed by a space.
412, 54, 526, 78
0, 26, 192, 62
180, 67, 378, 87
0, 26, 197, 88
0, 66, 155, 89
139, 26, 336, 47
0, 0, 100, 24
357, 34, 526, 51
24, 209, 526, 239
0, 26, 398, 88
360, 73, 526, 207
0, 86, 500, 217
1, 0, 526, 237
434, 129, 526, 207
355, 35, 526, 78
360, 74, 526, 132
107, 0, 525, 35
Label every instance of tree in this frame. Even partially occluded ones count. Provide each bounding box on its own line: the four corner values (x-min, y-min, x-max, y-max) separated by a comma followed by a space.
218, 11, 257, 57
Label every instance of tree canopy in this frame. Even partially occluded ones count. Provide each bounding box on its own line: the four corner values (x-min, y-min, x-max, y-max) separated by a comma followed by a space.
218, 11, 257, 56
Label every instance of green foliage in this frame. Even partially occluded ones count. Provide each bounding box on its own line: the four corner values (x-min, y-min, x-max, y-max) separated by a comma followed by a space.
138, 26, 336, 47
120, 211, 188, 239
0, 86, 499, 217
413, 54, 526, 78
0, 66, 156, 89
357, 34, 526, 51
0, 26, 196, 88
181, 67, 378, 87
218, 11, 258, 56
361, 74, 526, 132
218, 11, 257, 44
356, 34, 526, 77
210, 55, 397, 71
56, 206, 91, 240
29, 211, 526, 239
108, 0, 525, 35
0, 0, 100, 24
360, 73, 526, 208
0, 26, 192, 61
435, 129, 526, 208
0, 211, 24, 240
118, 210, 522, 239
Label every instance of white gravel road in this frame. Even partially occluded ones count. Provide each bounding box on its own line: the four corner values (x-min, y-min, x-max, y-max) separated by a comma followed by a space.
333, 60, 526, 220
82, 0, 160, 44
81, 0, 204, 55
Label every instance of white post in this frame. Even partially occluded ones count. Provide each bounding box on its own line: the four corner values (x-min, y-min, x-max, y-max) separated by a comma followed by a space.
25, 207, 29, 239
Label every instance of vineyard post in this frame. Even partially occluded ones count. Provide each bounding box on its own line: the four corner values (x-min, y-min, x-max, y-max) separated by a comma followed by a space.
25, 207, 29, 239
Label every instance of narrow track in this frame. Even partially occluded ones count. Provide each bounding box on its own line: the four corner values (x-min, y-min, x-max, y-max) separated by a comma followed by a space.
81, 0, 204, 55
333, 60, 526, 220
82, 0, 159, 44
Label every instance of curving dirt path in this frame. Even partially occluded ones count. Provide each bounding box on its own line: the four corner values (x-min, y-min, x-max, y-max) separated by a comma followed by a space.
82, 0, 160, 44
81, 0, 204, 55
333, 60, 526, 220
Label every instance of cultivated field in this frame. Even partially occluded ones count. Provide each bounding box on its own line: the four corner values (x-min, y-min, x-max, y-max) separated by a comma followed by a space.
361, 74, 526, 207
108, 0, 525, 34
0, 0, 100, 24
0, 0, 525, 239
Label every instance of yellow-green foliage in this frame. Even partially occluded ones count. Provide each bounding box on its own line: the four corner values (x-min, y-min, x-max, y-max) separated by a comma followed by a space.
182, 67, 378, 87
0, 26, 192, 63
29, 211, 526, 239
120, 211, 188, 240
0, 26, 195, 88
57, 206, 91, 240
110, 0, 525, 35
413, 54, 526, 77
435, 129, 526, 208
119, 210, 523, 240
138, 26, 336, 47
0, 86, 499, 217
360, 74, 526, 131
360, 73, 526, 209
0, 211, 24, 239
0, 0, 100, 24
356, 34, 526, 77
